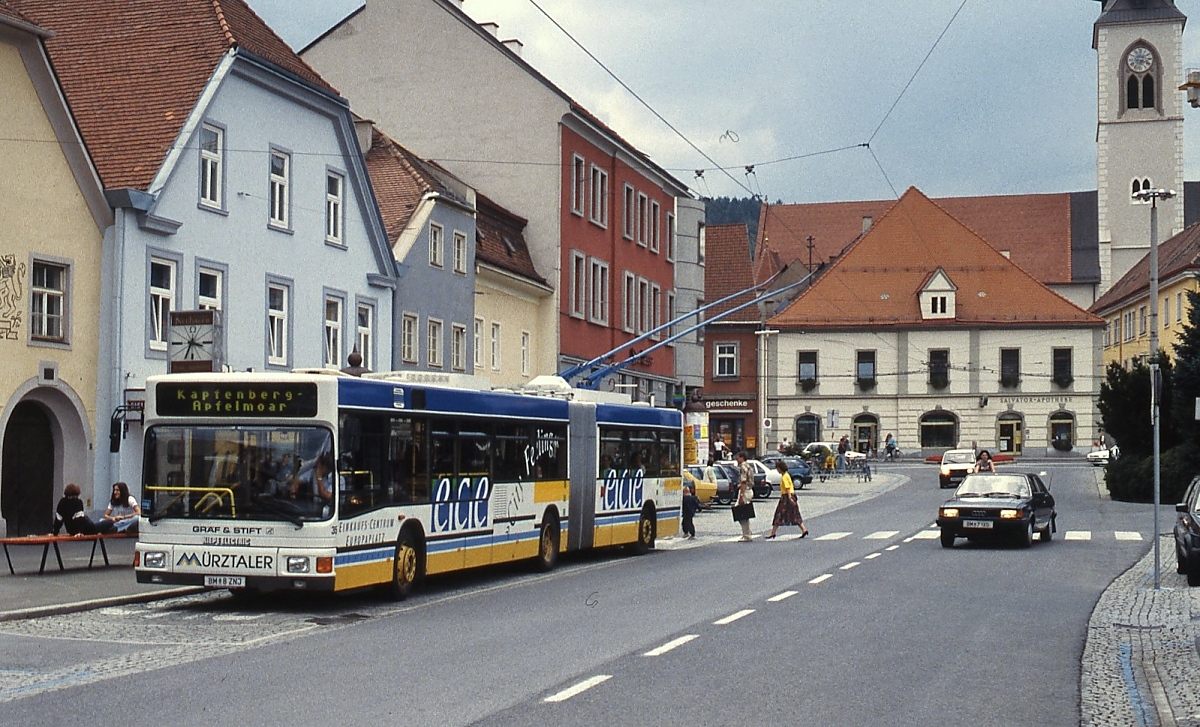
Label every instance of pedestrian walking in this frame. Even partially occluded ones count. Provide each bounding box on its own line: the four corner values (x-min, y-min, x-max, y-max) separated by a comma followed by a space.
765, 460, 808, 539
733, 451, 755, 541
681, 484, 701, 540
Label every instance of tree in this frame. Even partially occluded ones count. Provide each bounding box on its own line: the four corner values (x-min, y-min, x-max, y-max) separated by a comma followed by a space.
1171, 289, 1200, 444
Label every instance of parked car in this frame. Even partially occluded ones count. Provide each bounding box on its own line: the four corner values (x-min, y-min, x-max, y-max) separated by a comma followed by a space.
682, 466, 718, 507
1087, 445, 1119, 467
1174, 474, 1200, 586
939, 448, 977, 488
687, 463, 734, 505
713, 462, 769, 500
745, 459, 778, 497
800, 442, 865, 467
936, 472, 1056, 548
759, 456, 813, 488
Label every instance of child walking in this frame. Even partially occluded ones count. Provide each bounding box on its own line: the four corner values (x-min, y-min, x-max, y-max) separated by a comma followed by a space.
681, 484, 701, 540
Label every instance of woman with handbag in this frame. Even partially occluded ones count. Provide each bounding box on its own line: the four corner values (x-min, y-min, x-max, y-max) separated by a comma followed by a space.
732, 452, 756, 541
765, 460, 809, 539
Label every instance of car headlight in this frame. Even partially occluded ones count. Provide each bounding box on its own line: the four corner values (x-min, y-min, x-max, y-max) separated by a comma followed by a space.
940, 466, 951, 476
286, 556, 311, 574
941, 508, 959, 518
143, 551, 167, 569
1000, 509, 1022, 519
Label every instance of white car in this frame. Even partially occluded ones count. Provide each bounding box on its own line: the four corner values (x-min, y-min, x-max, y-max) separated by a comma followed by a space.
747, 459, 781, 488
802, 442, 866, 463
1087, 445, 1119, 467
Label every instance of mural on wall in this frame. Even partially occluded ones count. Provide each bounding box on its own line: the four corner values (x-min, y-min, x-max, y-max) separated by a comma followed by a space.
0, 254, 26, 340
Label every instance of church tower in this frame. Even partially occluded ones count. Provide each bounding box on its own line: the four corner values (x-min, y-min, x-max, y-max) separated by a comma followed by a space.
1095, 0, 1186, 294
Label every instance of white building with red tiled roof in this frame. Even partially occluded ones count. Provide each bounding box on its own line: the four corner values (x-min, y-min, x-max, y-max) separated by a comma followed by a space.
766, 189, 1105, 458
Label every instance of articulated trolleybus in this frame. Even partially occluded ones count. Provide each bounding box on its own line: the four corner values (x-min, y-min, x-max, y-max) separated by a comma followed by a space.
134, 371, 682, 598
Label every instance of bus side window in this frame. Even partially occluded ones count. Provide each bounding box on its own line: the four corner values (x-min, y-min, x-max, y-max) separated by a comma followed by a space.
493, 423, 528, 482
389, 417, 430, 504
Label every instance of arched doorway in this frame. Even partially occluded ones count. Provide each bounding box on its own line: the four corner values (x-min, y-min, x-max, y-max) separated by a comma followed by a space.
852, 413, 878, 455
1, 401, 55, 536
794, 414, 821, 445
919, 410, 958, 449
997, 411, 1024, 456
1049, 411, 1076, 452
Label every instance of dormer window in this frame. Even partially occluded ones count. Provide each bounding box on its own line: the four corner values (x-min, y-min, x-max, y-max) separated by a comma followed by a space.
919, 268, 956, 320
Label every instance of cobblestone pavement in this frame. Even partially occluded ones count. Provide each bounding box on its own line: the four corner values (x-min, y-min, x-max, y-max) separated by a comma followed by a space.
1080, 537, 1200, 727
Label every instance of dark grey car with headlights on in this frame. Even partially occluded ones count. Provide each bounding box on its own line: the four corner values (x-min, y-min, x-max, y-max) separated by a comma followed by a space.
936, 472, 1056, 548
1174, 474, 1200, 586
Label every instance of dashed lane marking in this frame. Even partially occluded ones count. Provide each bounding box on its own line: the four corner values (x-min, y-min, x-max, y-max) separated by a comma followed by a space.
864, 530, 900, 539
1065, 531, 1092, 540
1114, 531, 1143, 541
768, 591, 798, 602
885, 545, 900, 551
713, 609, 755, 625
840, 562, 861, 570
911, 530, 940, 540
865, 553, 882, 560
809, 574, 833, 584
644, 635, 699, 657
814, 532, 851, 541
544, 675, 612, 703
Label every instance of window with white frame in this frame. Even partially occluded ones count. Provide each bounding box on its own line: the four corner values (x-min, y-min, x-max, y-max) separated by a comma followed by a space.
149, 258, 175, 350
356, 303, 373, 370
521, 331, 531, 377
1165, 296, 1171, 328
636, 192, 648, 246
571, 154, 586, 216
1178, 291, 1184, 322
650, 283, 661, 339
267, 283, 288, 366
490, 322, 501, 370
589, 165, 608, 227
30, 261, 67, 342
474, 317, 483, 369
637, 278, 650, 333
715, 342, 738, 378
268, 150, 289, 228
648, 200, 660, 252
622, 271, 636, 332
698, 223, 706, 265
666, 212, 676, 261
199, 124, 222, 209
452, 323, 466, 371
696, 300, 705, 343
589, 258, 609, 325
427, 318, 443, 367
401, 314, 418, 363
570, 250, 586, 318
453, 231, 467, 274
325, 171, 344, 244
1139, 305, 1147, 336
197, 268, 222, 311
623, 184, 635, 239
666, 291, 676, 344
324, 296, 342, 368
1123, 311, 1135, 341
429, 223, 444, 268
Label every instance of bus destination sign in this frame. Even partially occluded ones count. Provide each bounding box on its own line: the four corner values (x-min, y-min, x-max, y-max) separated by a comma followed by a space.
156, 382, 318, 418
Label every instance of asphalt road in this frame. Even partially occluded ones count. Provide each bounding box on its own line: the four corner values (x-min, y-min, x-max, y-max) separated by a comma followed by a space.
0, 462, 1156, 726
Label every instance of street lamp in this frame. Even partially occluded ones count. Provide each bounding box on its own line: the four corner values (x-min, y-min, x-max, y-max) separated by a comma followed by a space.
1132, 186, 1175, 589
756, 328, 779, 456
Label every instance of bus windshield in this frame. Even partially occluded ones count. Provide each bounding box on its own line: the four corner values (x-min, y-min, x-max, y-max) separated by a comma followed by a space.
142, 424, 335, 523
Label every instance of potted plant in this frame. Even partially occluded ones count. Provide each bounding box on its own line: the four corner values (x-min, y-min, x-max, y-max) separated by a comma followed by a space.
799, 377, 817, 392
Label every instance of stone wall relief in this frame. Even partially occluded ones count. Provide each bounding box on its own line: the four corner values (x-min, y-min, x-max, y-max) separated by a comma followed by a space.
0, 254, 27, 340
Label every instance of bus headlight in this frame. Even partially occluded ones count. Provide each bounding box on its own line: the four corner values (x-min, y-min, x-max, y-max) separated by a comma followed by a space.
143, 551, 167, 569
286, 556, 310, 574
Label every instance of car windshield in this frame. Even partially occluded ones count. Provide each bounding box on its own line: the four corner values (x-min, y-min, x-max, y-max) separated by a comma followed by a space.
955, 474, 1030, 499
943, 451, 975, 464
142, 424, 336, 523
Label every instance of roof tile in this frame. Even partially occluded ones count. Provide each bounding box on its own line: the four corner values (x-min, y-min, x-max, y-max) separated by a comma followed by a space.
1091, 222, 1200, 314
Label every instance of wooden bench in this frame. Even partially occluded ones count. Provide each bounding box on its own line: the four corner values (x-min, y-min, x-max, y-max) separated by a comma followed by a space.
1, 532, 135, 575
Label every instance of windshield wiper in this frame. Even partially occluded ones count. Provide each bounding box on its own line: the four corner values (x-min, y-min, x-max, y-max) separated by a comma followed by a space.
984, 491, 1019, 498
250, 497, 306, 529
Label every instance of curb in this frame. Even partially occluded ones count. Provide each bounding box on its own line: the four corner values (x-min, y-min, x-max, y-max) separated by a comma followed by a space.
0, 586, 205, 623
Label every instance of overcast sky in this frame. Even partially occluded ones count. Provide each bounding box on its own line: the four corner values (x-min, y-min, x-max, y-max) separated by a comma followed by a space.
247, 0, 1200, 205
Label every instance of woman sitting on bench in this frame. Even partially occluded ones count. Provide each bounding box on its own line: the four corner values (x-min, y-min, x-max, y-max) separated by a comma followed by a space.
53, 483, 114, 535
102, 482, 141, 534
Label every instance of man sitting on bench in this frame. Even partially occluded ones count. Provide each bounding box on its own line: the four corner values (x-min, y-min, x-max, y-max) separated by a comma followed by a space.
53, 483, 114, 536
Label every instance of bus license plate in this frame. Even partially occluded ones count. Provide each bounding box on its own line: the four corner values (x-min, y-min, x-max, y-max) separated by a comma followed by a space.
204, 575, 246, 588
963, 520, 993, 529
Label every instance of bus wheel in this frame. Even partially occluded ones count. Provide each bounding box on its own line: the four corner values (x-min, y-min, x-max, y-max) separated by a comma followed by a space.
630, 508, 655, 555
534, 515, 560, 572
387, 531, 420, 601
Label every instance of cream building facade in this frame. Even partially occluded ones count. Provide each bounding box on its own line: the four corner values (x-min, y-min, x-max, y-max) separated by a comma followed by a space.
0, 11, 112, 535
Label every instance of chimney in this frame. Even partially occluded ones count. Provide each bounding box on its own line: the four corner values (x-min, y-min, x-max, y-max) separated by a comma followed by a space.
354, 119, 374, 154
503, 39, 524, 57
861, 216, 873, 234
480, 21, 499, 37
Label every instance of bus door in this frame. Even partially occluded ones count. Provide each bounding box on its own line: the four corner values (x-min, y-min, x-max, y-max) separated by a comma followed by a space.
568, 402, 597, 551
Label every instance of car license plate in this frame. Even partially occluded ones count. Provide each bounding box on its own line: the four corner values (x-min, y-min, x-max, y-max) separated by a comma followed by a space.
204, 575, 246, 588
963, 520, 993, 529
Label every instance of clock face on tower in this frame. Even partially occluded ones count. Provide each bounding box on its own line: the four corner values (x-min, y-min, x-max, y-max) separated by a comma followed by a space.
1127, 47, 1154, 74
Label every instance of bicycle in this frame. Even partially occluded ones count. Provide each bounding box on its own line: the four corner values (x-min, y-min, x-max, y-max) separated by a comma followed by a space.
884, 447, 903, 461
